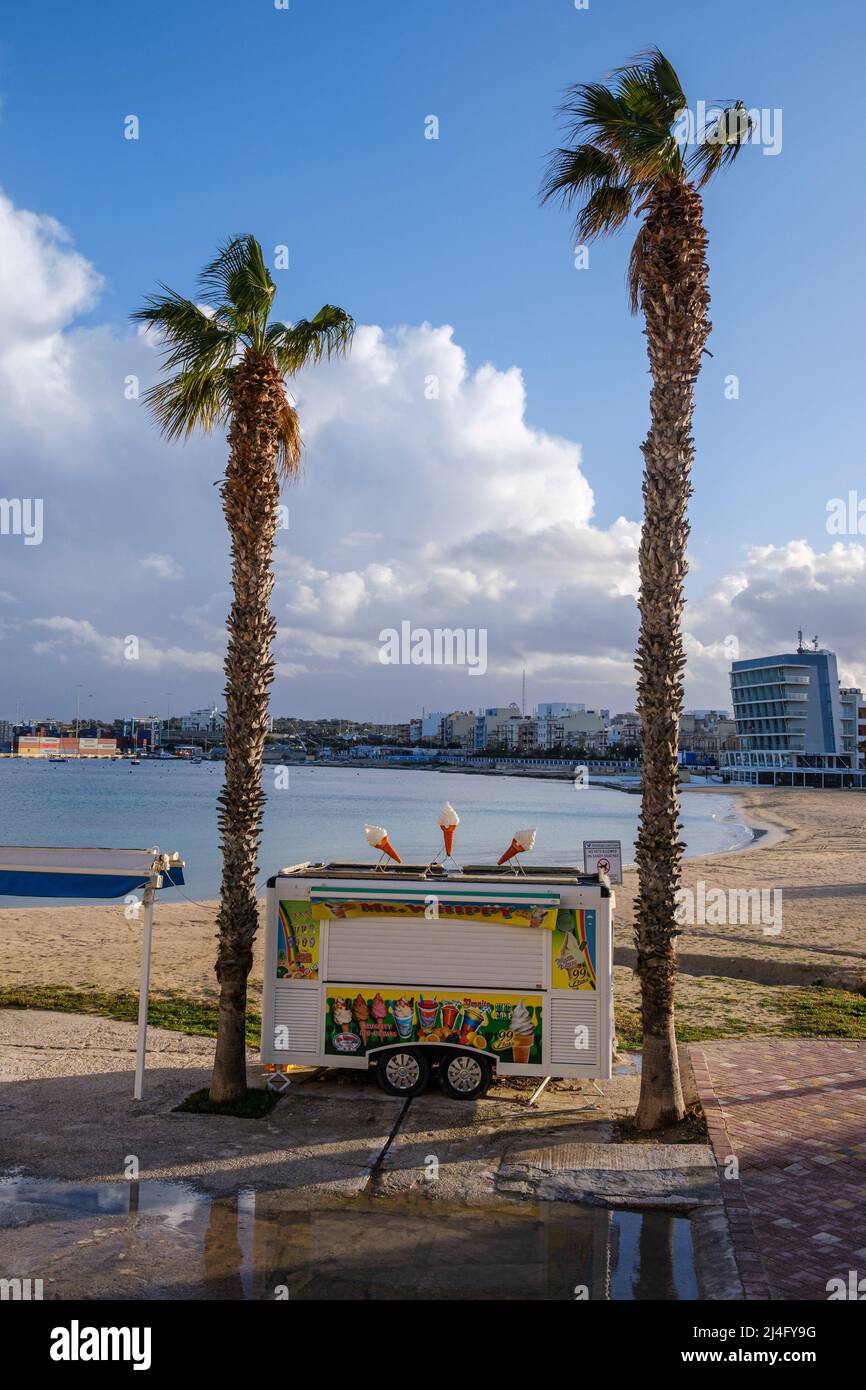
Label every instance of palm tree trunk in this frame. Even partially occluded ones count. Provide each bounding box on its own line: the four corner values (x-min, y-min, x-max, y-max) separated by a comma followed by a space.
633, 180, 710, 1130
210, 351, 283, 1103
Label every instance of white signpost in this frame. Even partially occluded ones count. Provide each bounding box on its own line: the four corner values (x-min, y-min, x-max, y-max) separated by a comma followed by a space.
583, 839, 623, 885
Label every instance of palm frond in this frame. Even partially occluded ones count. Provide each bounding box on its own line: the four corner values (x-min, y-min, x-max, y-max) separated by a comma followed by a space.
576, 182, 633, 241
627, 224, 650, 314
541, 49, 750, 252
198, 235, 276, 324
269, 305, 355, 375
687, 102, 753, 187
133, 241, 352, 456
275, 396, 303, 480
141, 370, 232, 441
131, 287, 229, 347
613, 48, 686, 111
540, 143, 621, 207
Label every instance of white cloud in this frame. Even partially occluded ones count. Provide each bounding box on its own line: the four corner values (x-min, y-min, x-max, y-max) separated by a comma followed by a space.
140, 552, 184, 580
0, 190, 103, 431
31, 617, 222, 673
1, 183, 863, 718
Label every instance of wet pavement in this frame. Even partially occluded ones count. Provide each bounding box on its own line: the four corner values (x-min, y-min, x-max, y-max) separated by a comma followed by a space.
0, 1012, 737, 1299
0, 1177, 698, 1300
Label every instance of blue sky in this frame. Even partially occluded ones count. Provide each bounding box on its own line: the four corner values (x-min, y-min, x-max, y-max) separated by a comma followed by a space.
1, 0, 865, 722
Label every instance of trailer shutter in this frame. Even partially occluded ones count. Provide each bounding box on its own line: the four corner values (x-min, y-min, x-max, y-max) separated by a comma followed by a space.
326, 917, 545, 991
549, 993, 599, 1068
272, 985, 322, 1057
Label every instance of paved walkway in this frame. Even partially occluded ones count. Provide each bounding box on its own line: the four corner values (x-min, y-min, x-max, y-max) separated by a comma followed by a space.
690, 1039, 866, 1300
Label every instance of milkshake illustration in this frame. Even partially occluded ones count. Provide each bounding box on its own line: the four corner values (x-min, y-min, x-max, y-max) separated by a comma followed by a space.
332, 997, 352, 1035
416, 995, 439, 1033
393, 995, 414, 1039
509, 1001, 535, 1063
441, 1000, 460, 1033
460, 1003, 488, 1041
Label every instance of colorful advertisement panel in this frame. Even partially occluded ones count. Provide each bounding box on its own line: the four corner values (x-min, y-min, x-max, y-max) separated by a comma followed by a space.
551, 908, 597, 990
276, 900, 320, 980
312, 898, 556, 929
325, 985, 543, 1063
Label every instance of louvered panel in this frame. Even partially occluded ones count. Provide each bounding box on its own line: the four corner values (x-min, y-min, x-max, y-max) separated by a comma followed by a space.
326, 918, 545, 990
272, 985, 322, 1056
549, 993, 599, 1067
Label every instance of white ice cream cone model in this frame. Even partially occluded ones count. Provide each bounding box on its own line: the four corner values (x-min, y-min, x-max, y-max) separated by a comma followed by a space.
438, 802, 459, 856
364, 823, 402, 863
497, 827, 537, 865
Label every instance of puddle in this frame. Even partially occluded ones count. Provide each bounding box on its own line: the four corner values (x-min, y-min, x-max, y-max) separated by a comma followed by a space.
612, 1051, 642, 1077
0, 1177, 696, 1300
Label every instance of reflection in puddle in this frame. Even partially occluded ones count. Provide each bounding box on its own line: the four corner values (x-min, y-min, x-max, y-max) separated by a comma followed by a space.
0, 1177, 696, 1300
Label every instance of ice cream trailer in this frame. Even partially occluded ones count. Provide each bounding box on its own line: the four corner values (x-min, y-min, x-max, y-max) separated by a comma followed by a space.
261, 861, 614, 1100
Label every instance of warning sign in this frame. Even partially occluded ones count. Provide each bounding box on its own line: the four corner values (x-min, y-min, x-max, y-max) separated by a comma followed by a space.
583, 840, 623, 885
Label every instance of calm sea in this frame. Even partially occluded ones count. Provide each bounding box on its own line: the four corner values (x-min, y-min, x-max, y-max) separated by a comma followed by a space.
0, 760, 751, 906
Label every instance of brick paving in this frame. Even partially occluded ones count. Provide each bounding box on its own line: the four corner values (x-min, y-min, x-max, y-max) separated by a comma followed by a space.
690, 1040, 866, 1301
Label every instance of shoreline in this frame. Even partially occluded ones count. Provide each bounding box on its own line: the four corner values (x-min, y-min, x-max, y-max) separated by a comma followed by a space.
1, 788, 863, 1021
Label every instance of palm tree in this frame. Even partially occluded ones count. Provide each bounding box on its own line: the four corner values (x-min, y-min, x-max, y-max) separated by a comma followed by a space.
541, 51, 750, 1127
133, 236, 353, 1102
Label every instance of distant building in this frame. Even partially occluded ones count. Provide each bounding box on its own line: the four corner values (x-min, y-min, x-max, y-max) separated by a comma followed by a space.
536, 702, 585, 717
442, 711, 475, 750
679, 710, 737, 763
181, 706, 226, 734
535, 710, 607, 752
14, 734, 118, 758
607, 713, 641, 748
723, 645, 865, 786
473, 705, 523, 752
418, 711, 447, 743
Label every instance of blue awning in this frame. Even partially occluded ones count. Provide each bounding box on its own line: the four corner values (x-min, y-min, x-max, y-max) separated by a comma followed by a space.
0, 846, 185, 899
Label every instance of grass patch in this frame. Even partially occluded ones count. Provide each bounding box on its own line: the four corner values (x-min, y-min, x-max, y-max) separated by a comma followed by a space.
175, 1086, 280, 1119
616, 984, 866, 1050
0, 984, 262, 1048
779, 986, 866, 1039
614, 1007, 751, 1051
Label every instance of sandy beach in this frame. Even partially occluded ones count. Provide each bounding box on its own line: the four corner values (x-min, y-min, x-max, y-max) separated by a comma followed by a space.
1, 787, 863, 1035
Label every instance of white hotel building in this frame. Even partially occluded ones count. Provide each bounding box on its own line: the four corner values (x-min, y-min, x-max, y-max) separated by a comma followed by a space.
722, 646, 865, 787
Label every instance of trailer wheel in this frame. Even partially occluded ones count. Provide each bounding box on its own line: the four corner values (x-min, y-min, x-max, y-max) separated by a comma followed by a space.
375, 1048, 430, 1097
438, 1050, 493, 1101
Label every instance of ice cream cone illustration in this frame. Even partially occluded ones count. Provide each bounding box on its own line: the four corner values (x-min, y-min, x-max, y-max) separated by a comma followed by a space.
438, 802, 459, 856
497, 827, 537, 865
333, 997, 352, 1035
371, 992, 387, 1041
509, 1000, 535, 1064
364, 823, 402, 863
556, 930, 581, 973
353, 993, 370, 1042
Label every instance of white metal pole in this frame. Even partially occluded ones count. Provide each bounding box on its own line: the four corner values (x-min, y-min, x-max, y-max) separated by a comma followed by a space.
134, 881, 156, 1100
